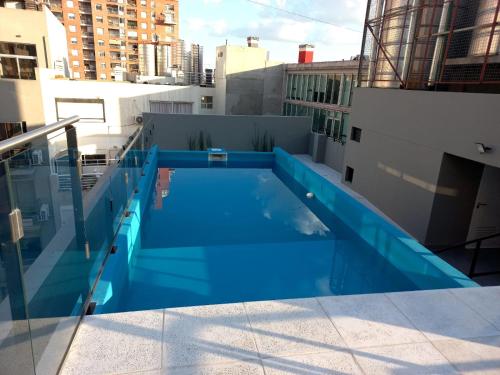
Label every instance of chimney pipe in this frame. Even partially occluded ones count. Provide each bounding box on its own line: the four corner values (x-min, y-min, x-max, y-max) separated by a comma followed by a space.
298, 44, 314, 63
247, 36, 259, 48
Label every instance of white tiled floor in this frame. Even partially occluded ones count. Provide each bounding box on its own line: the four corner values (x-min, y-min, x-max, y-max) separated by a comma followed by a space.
61, 287, 500, 375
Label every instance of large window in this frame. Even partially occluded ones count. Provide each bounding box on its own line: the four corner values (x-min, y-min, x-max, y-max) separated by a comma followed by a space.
0, 42, 37, 80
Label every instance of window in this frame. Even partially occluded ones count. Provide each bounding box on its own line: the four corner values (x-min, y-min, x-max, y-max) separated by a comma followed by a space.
96, 27, 104, 35
165, 4, 174, 11
66, 0, 73, 7
100, 73, 107, 79
201, 96, 213, 109
141, 33, 148, 40
73, 71, 80, 78
68, 12, 76, 19
70, 37, 78, 44
98, 51, 106, 57
345, 166, 354, 183
166, 25, 173, 33
0, 43, 38, 80
95, 3, 102, 10
96, 15, 103, 23
69, 25, 77, 32
71, 49, 78, 56
72, 60, 80, 67
351, 126, 362, 142
100, 62, 106, 68
140, 0, 146, 6
141, 22, 147, 29
140, 11, 146, 18
98, 40, 105, 46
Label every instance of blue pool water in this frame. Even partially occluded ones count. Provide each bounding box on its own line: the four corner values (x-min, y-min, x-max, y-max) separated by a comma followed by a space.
93, 149, 475, 314
116, 166, 418, 312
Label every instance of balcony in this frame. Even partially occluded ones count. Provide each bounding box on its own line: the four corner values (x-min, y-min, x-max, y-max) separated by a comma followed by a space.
80, 17, 93, 25
84, 65, 96, 71
82, 42, 95, 49
79, 6, 92, 13
81, 33, 94, 39
126, 10, 137, 18
155, 14, 176, 25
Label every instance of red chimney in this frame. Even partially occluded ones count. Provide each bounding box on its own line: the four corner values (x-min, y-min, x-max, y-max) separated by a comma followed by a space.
298, 44, 314, 63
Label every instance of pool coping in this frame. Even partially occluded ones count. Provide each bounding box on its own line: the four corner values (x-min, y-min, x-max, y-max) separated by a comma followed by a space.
61, 286, 500, 374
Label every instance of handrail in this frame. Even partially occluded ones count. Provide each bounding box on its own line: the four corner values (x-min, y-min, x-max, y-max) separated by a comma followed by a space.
116, 126, 143, 163
435, 231, 500, 278
435, 232, 500, 253
0, 116, 80, 154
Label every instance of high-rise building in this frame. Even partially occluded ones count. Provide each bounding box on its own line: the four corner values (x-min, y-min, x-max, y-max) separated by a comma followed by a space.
187, 43, 203, 84
1, 0, 180, 80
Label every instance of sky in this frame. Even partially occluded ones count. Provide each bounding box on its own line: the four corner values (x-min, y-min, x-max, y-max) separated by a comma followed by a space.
179, 0, 366, 69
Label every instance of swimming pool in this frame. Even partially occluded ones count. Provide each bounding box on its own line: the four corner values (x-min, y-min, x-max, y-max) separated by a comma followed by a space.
93, 147, 477, 313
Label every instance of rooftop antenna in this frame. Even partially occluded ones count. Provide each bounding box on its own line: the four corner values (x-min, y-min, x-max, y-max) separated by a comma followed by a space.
225, 39, 228, 45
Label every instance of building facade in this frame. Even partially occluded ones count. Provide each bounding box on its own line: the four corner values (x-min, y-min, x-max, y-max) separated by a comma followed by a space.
1, 0, 180, 80
282, 59, 359, 172
215, 40, 283, 115
344, 0, 500, 249
186, 43, 203, 85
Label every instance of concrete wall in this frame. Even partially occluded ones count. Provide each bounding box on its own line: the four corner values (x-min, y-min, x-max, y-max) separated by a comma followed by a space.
143, 113, 311, 153
324, 139, 345, 173
344, 88, 500, 244
215, 45, 284, 116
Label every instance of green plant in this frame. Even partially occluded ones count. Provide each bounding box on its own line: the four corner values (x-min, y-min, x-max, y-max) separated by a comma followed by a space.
261, 131, 268, 152
187, 134, 196, 150
269, 136, 275, 151
206, 133, 213, 149
198, 130, 205, 150
251, 126, 260, 151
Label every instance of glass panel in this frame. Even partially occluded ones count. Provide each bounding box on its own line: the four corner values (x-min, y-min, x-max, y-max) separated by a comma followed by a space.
326, 118, 333, 137
301, 75, 308, 100
291, 74, 297, 100
19, 59, 37, 80
313, 75, 320, 102
0, 156, 36, 375
297, 75, 303, 101
340, 112, 350, 143
312, 108, 320, 132
319, 74, 327, 103
0, 57, 19, 79
332, 118, 341, 140
318, 109, 327, 133
286, 74, 292, 99
341, 74, 352, 106
332, 74, 341, 104
307, 75, 314, 101
326, 75, 334, 103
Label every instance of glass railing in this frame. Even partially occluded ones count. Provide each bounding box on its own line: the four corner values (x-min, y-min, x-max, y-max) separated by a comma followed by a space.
0, 118, 146, 374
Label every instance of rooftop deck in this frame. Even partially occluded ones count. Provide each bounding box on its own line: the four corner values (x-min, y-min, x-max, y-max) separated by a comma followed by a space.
62, 286, 500, 374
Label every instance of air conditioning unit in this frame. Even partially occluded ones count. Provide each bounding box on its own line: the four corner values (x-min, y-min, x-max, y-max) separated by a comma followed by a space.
32, 149, 43, 165
135, 115, 143, 124
39, 203, 50, 222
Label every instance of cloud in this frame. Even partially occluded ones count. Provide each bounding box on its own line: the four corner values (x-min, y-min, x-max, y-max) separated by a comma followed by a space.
186, 17, 228, 36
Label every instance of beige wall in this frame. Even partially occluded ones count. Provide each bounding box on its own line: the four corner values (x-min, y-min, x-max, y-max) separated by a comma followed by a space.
0, 7, 69, 128
344, 88, 500, 244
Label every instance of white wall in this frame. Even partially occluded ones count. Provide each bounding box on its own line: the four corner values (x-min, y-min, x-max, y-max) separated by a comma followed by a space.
39, 75, 217, 157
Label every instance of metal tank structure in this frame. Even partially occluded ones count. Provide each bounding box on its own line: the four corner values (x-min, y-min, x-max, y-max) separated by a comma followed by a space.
358, 0, 500, 91
138, 44, 156, 76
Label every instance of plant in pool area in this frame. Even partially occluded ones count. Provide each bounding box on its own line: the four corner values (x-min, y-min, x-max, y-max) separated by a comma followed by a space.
206, 133, 213, 149
269, 136, 275, 151
187, 134, 196, 150
198, 130, 205, 150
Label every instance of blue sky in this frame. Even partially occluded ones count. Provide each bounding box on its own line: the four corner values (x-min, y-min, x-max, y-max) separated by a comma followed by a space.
179, 0, 366, 68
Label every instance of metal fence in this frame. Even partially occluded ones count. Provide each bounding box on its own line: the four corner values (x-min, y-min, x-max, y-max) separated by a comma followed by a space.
358, 0, 500, 90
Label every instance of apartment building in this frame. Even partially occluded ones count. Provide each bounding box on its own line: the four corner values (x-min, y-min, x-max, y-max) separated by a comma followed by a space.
344, 0, 500, 253
186, 43, 203, 84
0, 6, 69, 138
283, 57, 360, 172
2, 0, 180, 80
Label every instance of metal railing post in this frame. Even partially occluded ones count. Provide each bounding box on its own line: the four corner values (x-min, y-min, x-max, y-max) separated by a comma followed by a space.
65, 125, 89, 258
468, 240, 482, 278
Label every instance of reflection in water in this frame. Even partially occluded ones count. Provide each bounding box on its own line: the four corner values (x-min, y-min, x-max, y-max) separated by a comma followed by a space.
155, 168, 174, 210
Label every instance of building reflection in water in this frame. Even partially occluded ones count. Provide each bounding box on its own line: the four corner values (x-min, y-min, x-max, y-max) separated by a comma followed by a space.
155, 168, 174, 209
